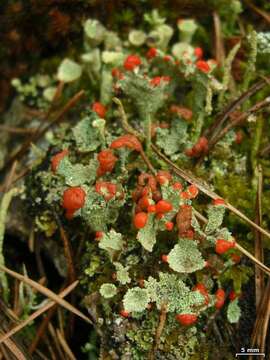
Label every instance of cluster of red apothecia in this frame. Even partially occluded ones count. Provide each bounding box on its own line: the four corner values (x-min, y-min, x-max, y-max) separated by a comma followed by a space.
50, 132, 143, 220
110, 46, 212, 92
185, 136, 209, 158
131, 170, 202, 232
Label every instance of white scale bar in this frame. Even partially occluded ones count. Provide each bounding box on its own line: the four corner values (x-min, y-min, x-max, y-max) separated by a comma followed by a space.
235, 354, 265, 357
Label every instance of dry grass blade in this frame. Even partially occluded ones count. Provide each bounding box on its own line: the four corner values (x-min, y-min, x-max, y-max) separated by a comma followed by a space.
250, 279, 270, 360
260, 289, 270, 353
0, 126, 37, 135
0, 265, 93, 324
56, 329, 76, 360
151, 144, 270, 275
0, 331, 26, 360
243, 0, 270, 23
0, 281, 78, 345
53, 212, 76, 283
213, 11, 225, 66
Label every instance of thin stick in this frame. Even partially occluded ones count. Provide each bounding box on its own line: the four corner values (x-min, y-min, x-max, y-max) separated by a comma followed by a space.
0, 329, 26, 360
0, 281, 78, 344
112, 97, 142, 139
213, 11, 225, 66
149, 303, 167, 360
0, 125, 37, 135
53, 212, 76, 283
56, 329, 76, 360
0, 265, 92, 324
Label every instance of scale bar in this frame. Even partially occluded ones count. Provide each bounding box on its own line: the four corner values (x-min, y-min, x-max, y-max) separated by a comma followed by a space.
235, 354, 265, 357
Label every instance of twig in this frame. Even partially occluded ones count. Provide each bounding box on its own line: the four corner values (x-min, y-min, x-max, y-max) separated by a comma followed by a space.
112, 97, 142, 139
0, 281, 78, 345
47, 324, 66, 360
29, 306, 57, 355
0, 334, 26, 360
213, 11, 225, 66
250, 279, 270, 355
243, 0, 270, 24
0, 125, 37, 135
149, 303, 167, 360
56, 329, 76, 360
0, 264, 93, 324
53, 211, 76, 283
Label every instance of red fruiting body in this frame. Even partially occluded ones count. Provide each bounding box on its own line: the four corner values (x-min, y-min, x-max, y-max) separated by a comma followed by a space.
187, 184, 199, 199
146, 47, 157, 59
165, 221, 174, 231
123, 54, 141, 71
133, 212, 148, 229
156, 200, 173, 213
97, 149, 118, 176
163, 55, 171, 62
196, 60, 210, 73
215, 239, 235, 254
161, 254, 168, 263
51, 149, 69, 172
147, 204, 156, 213
138, 173, 157, 192
231, 253, 241, 264
150, 76, 162, 87
185, 148, 195, 157
181, 191, 190, 199
193, 283, 209, 305
175, 314, 197, 326
138, 196, 150, 210
152, 190, 162, 202
156, 171, 172, 185
149, 76, 171, 87
173, 182, 183, 191
110, 134, 142, 152
111, 67, 124, 79
95, 182, 117, 201
95, 231, 104, 240
62, 187, 86, 219
198, 136, 208, 151
213, 198, 226, 206
170, 105, 193, 121
215, 288, 225, 309
235, 130, 243, 144
229, 290, 237, 301
183, 229, 194, 239
120, 310, 130, 318
194, 47, 203, 59
92, 102, 107, 118
176, 204, 193, 238
162, 76, 171, 82
156, 213, 164, 220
